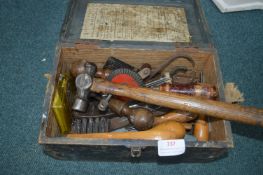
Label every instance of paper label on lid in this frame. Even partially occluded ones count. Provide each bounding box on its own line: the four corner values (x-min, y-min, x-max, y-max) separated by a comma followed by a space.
80, 3, 190, 43
158, 139, 185, 156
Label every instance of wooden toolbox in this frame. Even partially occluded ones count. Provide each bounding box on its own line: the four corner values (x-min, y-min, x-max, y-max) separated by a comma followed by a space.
38, 0, 233, 162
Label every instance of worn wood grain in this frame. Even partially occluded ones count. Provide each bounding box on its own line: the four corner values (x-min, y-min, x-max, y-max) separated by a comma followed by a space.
91, 79, 263, 127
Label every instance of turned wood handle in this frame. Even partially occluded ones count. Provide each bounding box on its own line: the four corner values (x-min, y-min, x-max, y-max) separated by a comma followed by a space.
109, 112, 193, 131
91, 79, 263, 127
153, 111, 196, 125
67, 121, 186, 140
194, 115, 209, 141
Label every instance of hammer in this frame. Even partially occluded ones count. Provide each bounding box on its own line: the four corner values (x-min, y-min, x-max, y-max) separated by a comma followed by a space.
89, 78, 263, 127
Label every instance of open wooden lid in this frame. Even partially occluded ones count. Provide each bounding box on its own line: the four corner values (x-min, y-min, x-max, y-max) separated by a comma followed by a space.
60, 0, 213, 49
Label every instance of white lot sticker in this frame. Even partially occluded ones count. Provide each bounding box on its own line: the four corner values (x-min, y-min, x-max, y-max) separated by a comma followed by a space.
158, 139, 185, 156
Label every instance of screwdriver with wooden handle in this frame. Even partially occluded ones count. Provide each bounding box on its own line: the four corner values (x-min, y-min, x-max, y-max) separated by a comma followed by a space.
90, 78, 263, 127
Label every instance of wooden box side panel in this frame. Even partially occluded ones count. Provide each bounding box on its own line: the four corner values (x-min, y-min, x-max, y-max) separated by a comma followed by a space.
61, 45, 210, 71
203, 54, 227, 141
43, 144, 228, 162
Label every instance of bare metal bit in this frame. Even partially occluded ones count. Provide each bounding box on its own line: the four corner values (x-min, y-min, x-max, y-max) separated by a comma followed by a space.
71, 117, 110, 133
145, 77, 171, 88
98, 94, 112, 111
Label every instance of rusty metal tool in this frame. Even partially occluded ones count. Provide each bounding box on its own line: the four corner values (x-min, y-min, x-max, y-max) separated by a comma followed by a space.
149, 54, 195, 79
170, 66, 197, 85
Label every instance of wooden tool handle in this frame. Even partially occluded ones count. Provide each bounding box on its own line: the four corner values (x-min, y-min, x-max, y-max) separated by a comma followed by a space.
91, 79, 263, 127
153, 110, 196, 125
67, 131, 180, 140
67, 121, 186, 140
194, 115, 209, 141
109, 112, 193, 131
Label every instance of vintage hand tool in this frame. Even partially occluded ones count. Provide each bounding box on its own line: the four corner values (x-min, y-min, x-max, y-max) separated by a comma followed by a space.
109, 117, 131, 131
72, 100, 115, 133
96, 56, 135, 79
98, 94, 113, 111
97, 64, 151, 81
90, 79, 263, 127
170, 66, 197, 85
137, 63, 152, 79
159, 83, 218, 100
159, 71, 218, 100
107, 68, 144, 86
95, 68, 111, 79
193, 115, 209, 141
72, 62, 97, 112
109, 110, 195, 131
71, 57, 135, 78
149, 53, 195, 79
109, 98, 195, 131
193, 72, 209, 141
98, 68, 144, 111
71, 117, 110, 133
66, 121, 186, 140
153, 110, 197, 125
103, 56, 135, 71
70, 60, 87, 77
108, 98, 154, 131
145, 76, 171, 88
52, 74, 72, 134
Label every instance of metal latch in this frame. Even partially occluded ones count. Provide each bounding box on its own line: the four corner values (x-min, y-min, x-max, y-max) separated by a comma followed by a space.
130, 147, 142, 157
